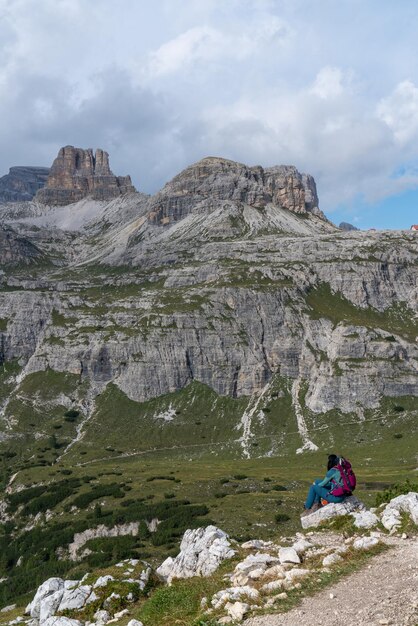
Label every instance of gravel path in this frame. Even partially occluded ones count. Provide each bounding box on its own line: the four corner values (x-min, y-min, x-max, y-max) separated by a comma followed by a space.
244, 537, 418, 626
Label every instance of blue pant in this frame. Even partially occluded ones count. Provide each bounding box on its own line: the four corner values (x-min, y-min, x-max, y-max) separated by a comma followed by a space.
305, 478, 345, 509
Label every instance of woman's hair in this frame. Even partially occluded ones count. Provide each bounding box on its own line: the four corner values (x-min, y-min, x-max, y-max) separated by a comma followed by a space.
327, 454, 339, 471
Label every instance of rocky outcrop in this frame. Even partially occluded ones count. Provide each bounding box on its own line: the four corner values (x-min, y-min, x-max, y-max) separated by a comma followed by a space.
0, 225, 44, 266
36, 146, 136, 205
381, 492, 418, 531
25, 560, 151, 626
0, 166, 49, 202
300, 496, 366, 529
145, 157, 323, 227
156, 525, 236, 583
339, 221, 359, 231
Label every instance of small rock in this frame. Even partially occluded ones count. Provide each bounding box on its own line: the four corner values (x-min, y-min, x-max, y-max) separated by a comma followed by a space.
285, 568, 310, 582
1, 606, 17, 613
248, 568, 264, 580
93, 610, 110, 626
329, 593, 335, 599
126, 621, 144, 626
200, 597, 208, 609
218, 618, 233, 625
322, 553, 343, 567
225, 601, 249, 621
113, 609, 129, 619
401, 533, 408, 540
261, 565, 285, 579
261, 580, 284, 593
93, 576, 114, 588
353, 537, 379, 550
292, 539, 313, 555
278, 547, 300, 565
241, 540, 273, 550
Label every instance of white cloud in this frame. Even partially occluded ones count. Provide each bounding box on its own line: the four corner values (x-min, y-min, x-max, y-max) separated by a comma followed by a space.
1, 0, 418, 227
377, 80, 418, 144
311, 66, 345, 100
146, 15, 290, 77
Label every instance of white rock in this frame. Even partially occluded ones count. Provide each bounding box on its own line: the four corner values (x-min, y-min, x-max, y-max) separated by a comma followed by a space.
248, 568, 265, 580
93, 610, 110, 625
353, 536, 379, 550
218, 618, 233, 625
381, 492, 418, 531
93, 575, 114, 588
351, 510, 379, 529
63, 581, 79, 590
261, 580, 284, 593
278, 547, 300, 564
211, 586, 259, 609
261, 564, 286, 579
103, 593, 120, 609
156, 526, 235, 583
30, 579, 65, 619
300, 496, 366, 529
57, 586, 91, 612
285, 568, 310, 582
85, 591, 99, 605
292, 539, 313, 555
113, 609, 129, 619
1, 606, 16, 613
241, 540, 273, 550
264, 592, 287, 607
322, 553, 343, 567
39, 590, 64, 624
42, 619, 82, 626
126, 621, 144, 626
225, 601, 249, 621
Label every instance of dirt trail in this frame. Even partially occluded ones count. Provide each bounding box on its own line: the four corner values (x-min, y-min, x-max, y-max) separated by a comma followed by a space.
244, 537, 418, 626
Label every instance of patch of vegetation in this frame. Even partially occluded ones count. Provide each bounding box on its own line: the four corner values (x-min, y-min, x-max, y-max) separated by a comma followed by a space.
0, 318, 9, 331
375, 479, 418, 506
306, 283, 417, 341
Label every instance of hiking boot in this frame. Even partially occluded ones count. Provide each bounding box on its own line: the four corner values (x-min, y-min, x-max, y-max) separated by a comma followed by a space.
310, 502, 321, 513
300, 508, 312, 518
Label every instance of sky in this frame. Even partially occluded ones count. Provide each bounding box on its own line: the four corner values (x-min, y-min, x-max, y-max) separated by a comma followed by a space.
1, 0, 418, 229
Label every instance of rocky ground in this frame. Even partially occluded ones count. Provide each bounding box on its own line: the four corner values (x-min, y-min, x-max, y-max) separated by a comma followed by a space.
2, 492, 415, 626
244, 537, 418, 626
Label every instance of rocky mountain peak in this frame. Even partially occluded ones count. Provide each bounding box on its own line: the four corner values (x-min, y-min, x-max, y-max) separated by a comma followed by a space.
146, 156, 322, 226
36, 145, 136, 206
0, 166, 50, 202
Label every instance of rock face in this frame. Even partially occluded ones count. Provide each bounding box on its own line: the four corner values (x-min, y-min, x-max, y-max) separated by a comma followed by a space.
146, 156, 322, 227
156, 525, 236, 583
0, 155, 417, 461
0, 225, 43, 266
0, 166, 49, 202
36, 146, 135, 205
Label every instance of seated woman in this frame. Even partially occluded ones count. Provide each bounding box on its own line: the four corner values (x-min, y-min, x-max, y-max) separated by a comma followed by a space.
301, 454, 346, 517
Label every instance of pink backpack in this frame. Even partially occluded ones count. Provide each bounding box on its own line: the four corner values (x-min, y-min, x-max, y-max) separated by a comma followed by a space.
330, 457, 357, 496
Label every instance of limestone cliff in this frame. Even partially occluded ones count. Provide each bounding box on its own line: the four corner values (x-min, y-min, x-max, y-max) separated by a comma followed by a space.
0, 155, 416, 461
146, 157, 322, 227
0, 166, 49, 202
36, 146, 136, 205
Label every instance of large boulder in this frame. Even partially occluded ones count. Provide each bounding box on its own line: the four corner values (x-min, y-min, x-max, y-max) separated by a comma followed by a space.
57, 585, 91, 611
28, 578, 65, 619
156, 525, 235, 583
300, 496, 365, 529
381, 492, 418, 531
